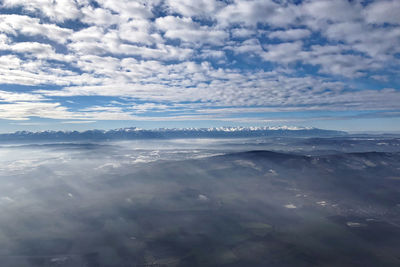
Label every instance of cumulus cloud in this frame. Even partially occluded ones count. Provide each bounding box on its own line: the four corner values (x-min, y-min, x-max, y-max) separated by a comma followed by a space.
363, 0, 400, 25
80, 5, 122, 26
0, 101, 73, 120
0, 90, 45, 102
165, 0, 224, 18
216, 0, 296, 27
156, 16, 228, 46
0, 14, 72, 43
119, 19, 162, 45
97, 0, 155, 20
2, 0, 81, 22
0, 0, 399, 123
231, 28, 256, 38
268, 29, 311, 41
261, 42, 304, 64
0, 55, 82, 86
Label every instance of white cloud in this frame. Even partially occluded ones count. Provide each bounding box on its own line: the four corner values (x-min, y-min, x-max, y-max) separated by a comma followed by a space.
228, 38, 263, 55
0, 55, 82, 86
199, 49, 225, 60
34, 63, 400, 112
0, 101, 73, 120
364, 0, 400, 25
231, 28, 256, 38
165, 0, 224, 18
68, 26, 194, 60
0, 90, 45, 102
0, 0, 399, 124
119, 19, 162, 45
156, 16, 228, 46
80, 6, 122, 27
96, 0, 155, 20
261, 42, 303, 64
61, 120, 95, 124
269, 29, 311, 41
0, 14, 72, 43
131, 103, 170, 113
0, 41, 74, 62
216, 0, 296, 27
69, 26, 104, 43
2, 0, 81, 22
301, 0, 361, 26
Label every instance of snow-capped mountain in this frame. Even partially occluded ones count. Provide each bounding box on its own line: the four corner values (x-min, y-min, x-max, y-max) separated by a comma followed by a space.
0, 126, 347, 142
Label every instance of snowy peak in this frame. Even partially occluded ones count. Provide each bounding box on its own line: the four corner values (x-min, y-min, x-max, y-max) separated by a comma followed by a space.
0, 126, 347, 142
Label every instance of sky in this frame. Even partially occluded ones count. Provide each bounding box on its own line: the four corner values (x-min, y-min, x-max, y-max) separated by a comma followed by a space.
0, 0, 400, 133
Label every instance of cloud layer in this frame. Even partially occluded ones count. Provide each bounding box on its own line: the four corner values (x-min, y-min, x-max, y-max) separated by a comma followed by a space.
0, 0, 399, 124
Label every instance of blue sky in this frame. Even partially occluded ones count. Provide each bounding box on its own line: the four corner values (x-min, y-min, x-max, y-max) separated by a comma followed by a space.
0, 0, 400, 132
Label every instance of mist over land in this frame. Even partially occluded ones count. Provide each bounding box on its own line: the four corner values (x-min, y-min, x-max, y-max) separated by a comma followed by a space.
0, 130, 400, 266
1, 0, 400, 266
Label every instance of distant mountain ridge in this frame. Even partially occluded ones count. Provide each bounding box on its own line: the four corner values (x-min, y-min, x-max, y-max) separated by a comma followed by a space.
0, 126, 347, 142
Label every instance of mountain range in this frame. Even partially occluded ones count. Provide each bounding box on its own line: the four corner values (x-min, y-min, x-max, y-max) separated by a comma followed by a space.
0, 126, 347, 142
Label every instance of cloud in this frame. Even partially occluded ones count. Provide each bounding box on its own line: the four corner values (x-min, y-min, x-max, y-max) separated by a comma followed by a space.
0, 55, 82, 86
269, 29, 311, 41
0, 14, 72, 43
165, 0, 224, 18
229, 38, 264, 55
80, 5, 122, 27
35, 66, 400, 113
363, 0, 400, 25
61, 120, 96, 124
0, 101, 73, 120
156, 16, 228, 46
119, 19, 163, 45
0, 41, 73, 62
0, 90, 45, 102
301, 0, 361, 26
0, 0, 399, 124
68, 26, 193, 60
97, 0, 155, 20
2, 0, 81, 22
216, 0, 296, 27
261, 42, 303, 64
131, 103, 171, 113
231, 28, 256, 38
